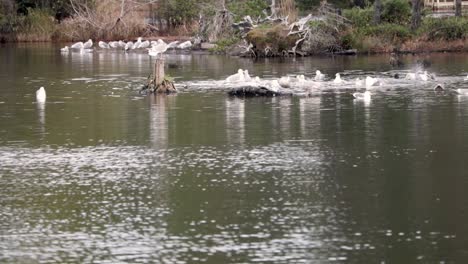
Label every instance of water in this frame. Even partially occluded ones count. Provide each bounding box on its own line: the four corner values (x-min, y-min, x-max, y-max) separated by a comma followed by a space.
1, 43, 468, 263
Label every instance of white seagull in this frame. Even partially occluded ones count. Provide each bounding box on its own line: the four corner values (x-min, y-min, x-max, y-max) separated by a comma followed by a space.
333, 73, 342, 84
124, 41, 134, 52
419, 71, 429, 81
148, 40, 168, 57
178, 41, 192, 49
109, 41, 119, 49
167, 41, 180, 49
36, 87, 46, 103
70, 41, 84, 50
315, 70, 324, 81
226, 69, 245, 83
98, 41, 109, 49
83, 39, 93, 49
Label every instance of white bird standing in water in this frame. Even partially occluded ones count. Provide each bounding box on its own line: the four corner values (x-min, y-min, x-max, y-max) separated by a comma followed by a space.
353, 90, 371, 101
315, 70, 324, 81
60, 46, 69, 52
36, 87, 46, 103
333, 73, 342, 84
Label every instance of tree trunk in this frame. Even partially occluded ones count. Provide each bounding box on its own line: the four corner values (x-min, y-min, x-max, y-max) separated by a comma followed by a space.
455, 0, 462, 17
373, 0, 382, 24
411, 0, 422, 30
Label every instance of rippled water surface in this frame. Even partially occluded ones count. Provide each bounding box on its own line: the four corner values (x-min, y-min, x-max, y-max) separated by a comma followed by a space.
1, 44, 468, 263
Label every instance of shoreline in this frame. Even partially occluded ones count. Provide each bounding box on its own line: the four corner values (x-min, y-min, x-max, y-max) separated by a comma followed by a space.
1, 38, 467, 57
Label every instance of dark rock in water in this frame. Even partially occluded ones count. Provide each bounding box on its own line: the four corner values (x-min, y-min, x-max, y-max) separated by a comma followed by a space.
228, 86, 290, 97
394, 73, 400, 79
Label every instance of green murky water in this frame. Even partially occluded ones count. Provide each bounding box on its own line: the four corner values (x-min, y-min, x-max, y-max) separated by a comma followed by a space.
1, 43, 468, 263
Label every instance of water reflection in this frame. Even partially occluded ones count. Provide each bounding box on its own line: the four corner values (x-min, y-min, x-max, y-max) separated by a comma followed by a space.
1, 44, 468, 263
36, 101, 45, 136
225, 97, 245, 144
149, 95, 175, 148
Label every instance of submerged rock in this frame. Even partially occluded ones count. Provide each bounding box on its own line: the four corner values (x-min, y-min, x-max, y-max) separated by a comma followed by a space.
228, 86, 291, 97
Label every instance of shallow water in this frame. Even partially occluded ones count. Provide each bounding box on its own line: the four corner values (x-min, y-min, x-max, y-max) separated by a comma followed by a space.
1, 43, 468, 263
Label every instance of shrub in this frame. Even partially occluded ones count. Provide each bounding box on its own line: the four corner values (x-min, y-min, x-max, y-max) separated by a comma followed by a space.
343, 7, 373, 27
362, 23, 412, 41
381, 0, 411, 25
419, 17, 468, 41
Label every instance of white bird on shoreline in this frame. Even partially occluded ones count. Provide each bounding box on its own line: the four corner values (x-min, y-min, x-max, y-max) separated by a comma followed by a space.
98, 41, 109, 49
124, 41, 134, 52
139, 40, 150, 49
167, 41, 180, 49
315, 70, 324, 81
333, 73, 342, 84
178, 41, 192, 49
118, 40, 126, 48
109, 41, 119, 48
71, 41, 84, 49
353, 90, 371, 101
83, 39, 93, 49
134, 37, 142, 49
36, 87, 46, 103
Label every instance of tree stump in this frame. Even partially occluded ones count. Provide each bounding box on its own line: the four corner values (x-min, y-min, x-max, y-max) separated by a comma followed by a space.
142, 56, 177, 94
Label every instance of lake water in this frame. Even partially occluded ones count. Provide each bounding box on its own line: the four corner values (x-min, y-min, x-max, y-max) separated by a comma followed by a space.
1, 43, 468, 263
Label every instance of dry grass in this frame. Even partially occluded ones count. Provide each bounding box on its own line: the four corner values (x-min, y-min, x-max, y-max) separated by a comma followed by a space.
400, 38, 468, 53
56, 0, 149, 41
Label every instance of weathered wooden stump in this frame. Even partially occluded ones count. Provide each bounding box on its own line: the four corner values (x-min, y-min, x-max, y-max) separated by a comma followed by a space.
141, 56, 177, 94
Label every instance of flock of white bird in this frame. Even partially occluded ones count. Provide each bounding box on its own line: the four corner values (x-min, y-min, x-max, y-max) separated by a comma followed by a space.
60, 38, 193, 56
225, 69, 468, 101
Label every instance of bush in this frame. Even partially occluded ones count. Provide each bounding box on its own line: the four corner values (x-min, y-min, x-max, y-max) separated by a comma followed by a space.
381, 0, 411, 25
343, 7, 373, 27
212, 35, 241, 52
419, 17, 468, 41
